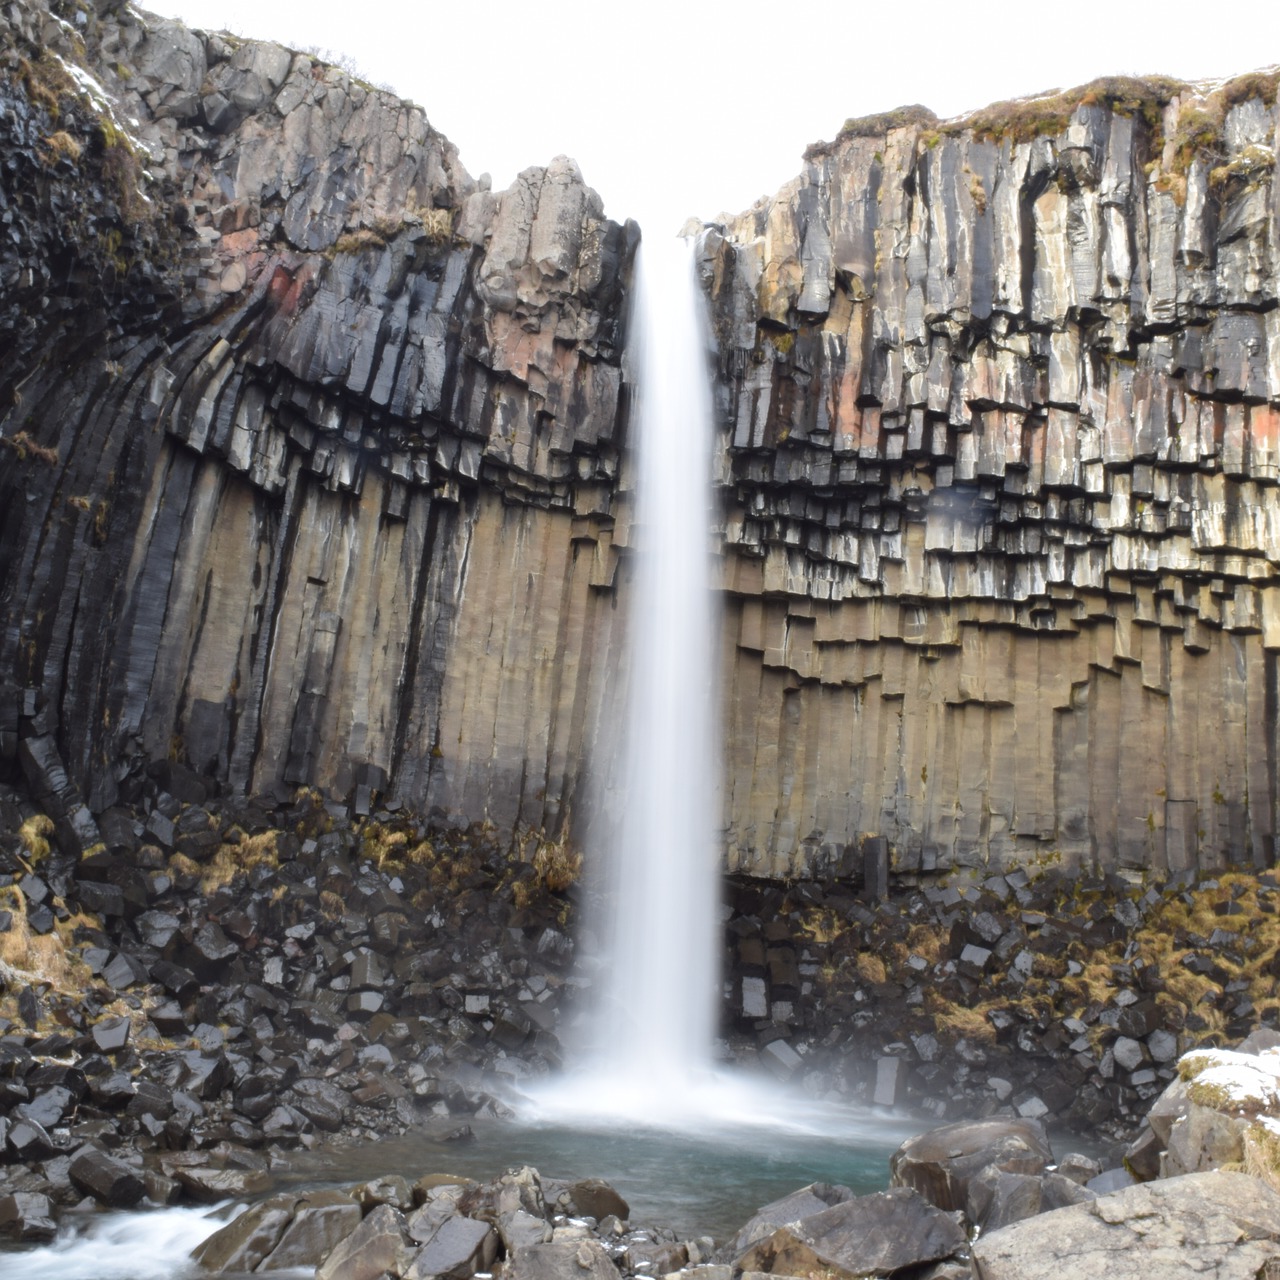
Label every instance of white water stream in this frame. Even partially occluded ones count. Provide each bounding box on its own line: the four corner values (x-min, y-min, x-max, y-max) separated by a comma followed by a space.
534, 232, 722, 1124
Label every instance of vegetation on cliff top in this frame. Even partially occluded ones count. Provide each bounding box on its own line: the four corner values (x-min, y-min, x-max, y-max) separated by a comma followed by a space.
806, 68, 1280, 171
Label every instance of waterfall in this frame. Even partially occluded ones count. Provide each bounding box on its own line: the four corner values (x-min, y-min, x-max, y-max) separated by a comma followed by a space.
508, 237, 904, 1139
531, 231, 721, 1125
594, 231, 720, 1110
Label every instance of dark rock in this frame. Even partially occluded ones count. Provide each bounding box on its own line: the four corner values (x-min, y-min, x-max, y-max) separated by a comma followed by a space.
69, 1148, 145, 1208
186, 923, 238, 977
890, 1118, 1053, 1212
173, 1164, 272, 1202
289, 1077, 351, 1132
734, 1187, 966, 1279
967, 1167, 1043, 1233
0, 1191, 57, 1241
408, 1214, 498, 1279
315, 1202, 412, 1280
18, 1085, 75, 1129
563, 1177, 629, 1222
92, 1016, 131, 1053
260, 1191, 364, 1271
192, 1194, 297, 1272
6, 1118, 60, 1161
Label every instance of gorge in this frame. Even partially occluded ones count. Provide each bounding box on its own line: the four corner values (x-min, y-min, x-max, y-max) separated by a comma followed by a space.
3, 4, 1280, 884
5, 0, 1280, 1273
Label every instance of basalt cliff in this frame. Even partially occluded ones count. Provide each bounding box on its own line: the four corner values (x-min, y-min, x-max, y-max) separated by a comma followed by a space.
0, 0, 636, 858
3, 0, 1280, 883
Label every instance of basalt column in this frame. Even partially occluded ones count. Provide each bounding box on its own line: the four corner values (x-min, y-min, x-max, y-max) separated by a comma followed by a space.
704, 78, 1280, 879
0, 0, 638, 846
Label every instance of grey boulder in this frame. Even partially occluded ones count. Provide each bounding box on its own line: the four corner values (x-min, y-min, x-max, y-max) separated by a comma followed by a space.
971, 1170, 1280, 1279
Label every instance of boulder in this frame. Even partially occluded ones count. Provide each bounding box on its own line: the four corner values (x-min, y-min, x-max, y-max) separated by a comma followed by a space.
316, 1203, 413, 1280
68, 1147, 145, 1208
890, 1118, 1053, 1211
174, 1163, 272, 1202
732, 1187, 965, 1278
970, 1170, 1280, 1279
966, 1168, 1043, 1234
260, 1192, 363, 1272
720, 1182, 856, 1259
406, 1214, 497, 1279
192, 1194, 298, 1272
1160, 1104, 1248, 1177
564, 1176, 630, 1222
0, 1191, 57, 1241
497, 1237, 619, 1280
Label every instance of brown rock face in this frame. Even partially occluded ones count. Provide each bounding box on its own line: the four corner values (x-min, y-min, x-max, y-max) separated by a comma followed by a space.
703, 75, 1280, 877
888, 1117, 1054, 1212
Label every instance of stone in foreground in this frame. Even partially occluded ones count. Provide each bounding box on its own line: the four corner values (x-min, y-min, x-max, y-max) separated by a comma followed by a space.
890, 1118, 1052, 1212
733, 1186, 965, 1278
970, 1170, 1280, 1279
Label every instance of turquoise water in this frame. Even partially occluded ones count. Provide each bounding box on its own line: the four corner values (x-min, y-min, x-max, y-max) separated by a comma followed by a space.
281, 1110, 914, 1240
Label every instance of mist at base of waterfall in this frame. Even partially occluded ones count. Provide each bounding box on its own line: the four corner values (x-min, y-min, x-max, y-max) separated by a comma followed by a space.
523, 1063, 913, 1146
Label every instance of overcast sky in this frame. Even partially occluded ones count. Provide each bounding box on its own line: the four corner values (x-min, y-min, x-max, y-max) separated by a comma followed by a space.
148, 0, 1278, 234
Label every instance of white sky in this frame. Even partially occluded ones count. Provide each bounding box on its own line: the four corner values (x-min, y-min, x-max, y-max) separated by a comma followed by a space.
147, 0, 1279, 234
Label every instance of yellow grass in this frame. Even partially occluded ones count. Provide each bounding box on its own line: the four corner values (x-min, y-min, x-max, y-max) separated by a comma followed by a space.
19, 813, 55, 862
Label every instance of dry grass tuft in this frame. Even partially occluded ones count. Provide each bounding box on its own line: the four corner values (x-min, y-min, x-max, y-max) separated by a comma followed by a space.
1244, 1123, 1280, 1196
19, 813, 55, 862
197, 829, 279, 893
532, 839, 581, 894
0, 888, 97, 1025
319, 889, 345, 918
924, 989, 998, 1046
1, 430, 59, 467
329, 227, 388, 258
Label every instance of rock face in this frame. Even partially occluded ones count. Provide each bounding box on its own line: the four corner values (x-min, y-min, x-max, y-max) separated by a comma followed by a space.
702, 75, 1280, 877
969, 1169, 1280, 1279
0, 0, 635, 847
4, 3, 1280, 880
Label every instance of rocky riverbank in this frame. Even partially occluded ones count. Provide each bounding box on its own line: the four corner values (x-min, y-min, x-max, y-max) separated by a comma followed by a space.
3, 768, 1280, 1245
95, 1036, 1280, 1278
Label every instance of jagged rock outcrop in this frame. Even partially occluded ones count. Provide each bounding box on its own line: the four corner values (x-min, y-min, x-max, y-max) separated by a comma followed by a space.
0, 0, 637, 844
703, 73, 1280, 877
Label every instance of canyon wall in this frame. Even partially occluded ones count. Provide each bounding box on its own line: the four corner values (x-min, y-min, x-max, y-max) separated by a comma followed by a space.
703, 78, 1280, 878
3, 0, 1280, 883
0, 0, 635, 849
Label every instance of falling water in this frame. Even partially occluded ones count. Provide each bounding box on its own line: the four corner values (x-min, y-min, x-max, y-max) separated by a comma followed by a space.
527, 235, 906, 1143
594, 231, 721, 1112
529, 230, 720, 1124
